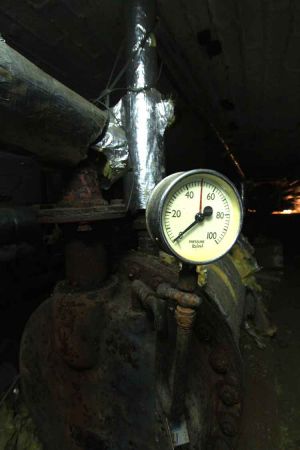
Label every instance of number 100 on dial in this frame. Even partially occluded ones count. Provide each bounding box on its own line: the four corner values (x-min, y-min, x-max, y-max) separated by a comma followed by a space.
146, 169, 243, 265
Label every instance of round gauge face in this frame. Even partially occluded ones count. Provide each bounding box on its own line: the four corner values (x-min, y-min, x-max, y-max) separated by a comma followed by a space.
160, 170, 243, 264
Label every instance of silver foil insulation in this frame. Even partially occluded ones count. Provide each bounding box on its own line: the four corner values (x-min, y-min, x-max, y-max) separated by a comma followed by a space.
125, 0, 174, 211
94, 0, 173, 199
93, 100, 129, 188
124, 89, 174, 211
94, 92, 173, 195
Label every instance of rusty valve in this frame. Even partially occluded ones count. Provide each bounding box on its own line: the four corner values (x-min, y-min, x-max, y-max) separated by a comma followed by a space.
157, 282, 202, 309
131, 279, 167, 332
156, 281, 202, 422
131, 278, 203, 422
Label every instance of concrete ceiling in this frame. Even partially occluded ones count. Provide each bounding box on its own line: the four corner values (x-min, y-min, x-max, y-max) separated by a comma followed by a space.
0, 0, 300, 178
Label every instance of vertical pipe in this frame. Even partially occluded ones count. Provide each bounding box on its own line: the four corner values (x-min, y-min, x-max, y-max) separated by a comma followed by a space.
125, 0, 166, 211
170, 306, 196, 421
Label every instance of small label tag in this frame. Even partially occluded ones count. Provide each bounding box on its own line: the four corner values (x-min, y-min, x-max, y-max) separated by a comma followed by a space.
170, 418, 190, 447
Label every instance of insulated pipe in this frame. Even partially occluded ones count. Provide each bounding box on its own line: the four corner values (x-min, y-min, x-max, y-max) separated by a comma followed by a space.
0, 207, 39, 245
0, 36, 108, 166
125, 0, 166, 210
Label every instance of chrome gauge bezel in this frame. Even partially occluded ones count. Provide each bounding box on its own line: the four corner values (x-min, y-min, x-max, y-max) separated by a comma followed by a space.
147, 169, 243, 265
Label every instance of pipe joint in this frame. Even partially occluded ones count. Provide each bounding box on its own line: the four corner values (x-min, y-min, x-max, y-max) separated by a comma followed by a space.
157, 283, 202, 309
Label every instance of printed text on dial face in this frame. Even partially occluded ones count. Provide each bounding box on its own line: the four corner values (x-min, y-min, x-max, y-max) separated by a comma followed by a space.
163, 179, 236, 262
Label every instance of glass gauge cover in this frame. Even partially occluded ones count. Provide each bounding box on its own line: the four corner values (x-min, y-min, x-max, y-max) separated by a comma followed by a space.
146, 169, 243, 264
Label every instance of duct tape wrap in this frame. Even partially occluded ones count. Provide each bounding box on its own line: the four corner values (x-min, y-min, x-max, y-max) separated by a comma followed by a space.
93, 100, 129, 188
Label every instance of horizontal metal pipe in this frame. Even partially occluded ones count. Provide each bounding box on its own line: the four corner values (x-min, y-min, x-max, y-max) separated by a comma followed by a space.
0, 37, 108, 166
0, 207, 39, 245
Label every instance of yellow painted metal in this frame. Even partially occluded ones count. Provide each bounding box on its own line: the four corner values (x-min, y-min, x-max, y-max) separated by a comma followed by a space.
0, 393, 43, 450
229, 241, 262, 293
159, 250, 180, 268
196, 265, 208, 287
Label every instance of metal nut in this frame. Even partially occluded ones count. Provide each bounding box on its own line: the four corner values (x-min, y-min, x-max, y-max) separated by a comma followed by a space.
219, 413, 238, 437
224, 373, 240, 387
219, 384, 240, 406
127, 265, 140, 279
209, 348, 230, 374
213, 438, 232, 450
110, 199, 124, 205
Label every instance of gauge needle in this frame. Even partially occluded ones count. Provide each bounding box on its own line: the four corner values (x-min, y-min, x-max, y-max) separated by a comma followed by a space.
173, 207, 213, 243
199, 178, 204, 213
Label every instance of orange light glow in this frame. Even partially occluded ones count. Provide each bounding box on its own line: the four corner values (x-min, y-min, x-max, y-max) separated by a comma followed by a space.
272, 209, 296, 215
272, 192, 300, 214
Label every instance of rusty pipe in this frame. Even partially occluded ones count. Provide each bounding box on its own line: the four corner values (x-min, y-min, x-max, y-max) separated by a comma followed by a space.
0, 36, 107, 166
156, 278, 202, 421
170, 306, 197, 421
157, 283, 201, 308
0, 207, 39, 245
131, 279, 166, 332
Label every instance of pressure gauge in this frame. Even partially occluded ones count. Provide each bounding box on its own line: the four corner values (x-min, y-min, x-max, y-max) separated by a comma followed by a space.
146, 169, 243, 265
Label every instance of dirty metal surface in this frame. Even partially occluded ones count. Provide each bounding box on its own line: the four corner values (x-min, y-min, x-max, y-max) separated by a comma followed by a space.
205, 256, 246, 343
60, 164, 106, 207
0, 385, 43, 450
37, 164, 127, 223
37, 203, 126, 224
21, 275, 169, 450
126, 251, 244, 449
187, 294, 243, 450
64, 238, 108, 289
121, 250, 178, 290
157, 283, 201, 308
0, 39, 107, 166
20, 250, 244, 450
122, 248, 245, 345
